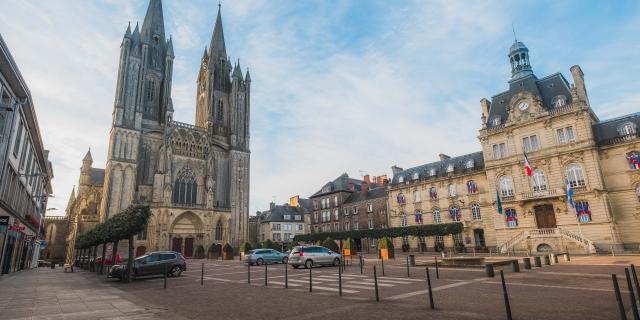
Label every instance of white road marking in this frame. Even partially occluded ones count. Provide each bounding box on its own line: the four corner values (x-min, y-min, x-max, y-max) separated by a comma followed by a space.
311, 286, 358, 294
483, 281, 629, 293
288, 279, 320, 284
268, 281, 302, 287
341, 284, 375, 290
347, 281, 395, 287
376, 276, 425, 282
385, 278, 485, 301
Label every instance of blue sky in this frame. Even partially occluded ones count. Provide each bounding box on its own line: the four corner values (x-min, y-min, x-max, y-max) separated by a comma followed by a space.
0, 0, 638, 216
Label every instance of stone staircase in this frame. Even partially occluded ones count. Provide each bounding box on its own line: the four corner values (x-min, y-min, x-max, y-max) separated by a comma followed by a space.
498, 228, 597, 254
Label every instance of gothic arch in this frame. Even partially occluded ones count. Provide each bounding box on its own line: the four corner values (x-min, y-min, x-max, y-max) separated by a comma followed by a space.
169, 211, 204, 235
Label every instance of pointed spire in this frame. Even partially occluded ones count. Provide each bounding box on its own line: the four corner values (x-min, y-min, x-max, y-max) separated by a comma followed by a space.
141, 0, 165, 42
245, 68, 251, 82
233, 59, 243, 79
66, 186, 76, 212
209, 4, 227, 60
166, 37, 174, 58
83, 148, 93, 163
125, 22, 132, 38
202, 47, 208, 60
132, 22, 141, 43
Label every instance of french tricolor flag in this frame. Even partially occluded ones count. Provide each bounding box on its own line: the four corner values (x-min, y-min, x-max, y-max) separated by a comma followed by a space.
524, 151, 533, 177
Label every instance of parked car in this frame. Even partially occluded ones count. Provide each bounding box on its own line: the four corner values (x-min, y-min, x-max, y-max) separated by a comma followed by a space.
108, 251, 186, 280
96, 254, 122, 266
288, 246, 342, 269
245, 249, 288, 265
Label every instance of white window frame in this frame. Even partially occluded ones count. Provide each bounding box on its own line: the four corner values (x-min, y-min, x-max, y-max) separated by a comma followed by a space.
493, 143, 507, 159
448, 184, 457, 197
566, 163, 586, 188
413, 190, 421, 202
400, 213, 408, 227
471, 204, 481, 221
523, 135, 540, 152
432, 209, 441, 224
500, 176, 515, 197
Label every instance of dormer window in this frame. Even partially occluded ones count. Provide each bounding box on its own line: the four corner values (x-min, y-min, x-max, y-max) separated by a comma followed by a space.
322, 186, 331, 193
412, 172, 419, 180
552, 95, 567, 108
492, 116, 502, 126
465, 159, 474, 169
620, 122, 637, 136
446, 164, 454, 173
429, 168, 436, 176
398, 176, 404, 183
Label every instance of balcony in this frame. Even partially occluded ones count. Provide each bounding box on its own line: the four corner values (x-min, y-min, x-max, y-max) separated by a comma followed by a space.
520, 188, 565, 201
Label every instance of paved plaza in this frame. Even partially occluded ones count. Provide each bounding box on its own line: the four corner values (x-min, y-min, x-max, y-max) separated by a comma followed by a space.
2, 254, 640, 319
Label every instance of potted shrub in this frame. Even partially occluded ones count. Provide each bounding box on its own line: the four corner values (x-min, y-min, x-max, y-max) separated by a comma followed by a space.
194, 245, 205, 259
222, 243, 234, 260
208, 243, 221, 260
378, 237, 395, 260
343, 237, 352, 257
321, 236, 339, 252
240, 241, 252, 260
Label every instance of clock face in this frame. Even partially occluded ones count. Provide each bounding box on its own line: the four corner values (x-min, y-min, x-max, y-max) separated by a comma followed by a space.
518, 101, 529, 111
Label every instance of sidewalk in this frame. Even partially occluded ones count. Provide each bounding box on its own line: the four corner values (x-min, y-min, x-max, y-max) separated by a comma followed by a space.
0, 267, 185, 320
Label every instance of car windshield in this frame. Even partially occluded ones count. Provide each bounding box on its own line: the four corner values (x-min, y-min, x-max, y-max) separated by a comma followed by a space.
135, 255, 149, 261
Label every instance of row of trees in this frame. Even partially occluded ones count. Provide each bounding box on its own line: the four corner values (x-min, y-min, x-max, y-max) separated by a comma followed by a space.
293, 222, 464, 243
74, 205, 151, 282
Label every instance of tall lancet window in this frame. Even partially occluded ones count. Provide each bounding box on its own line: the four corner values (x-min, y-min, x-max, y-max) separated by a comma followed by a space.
173, 167, 197, 205
216, 100, 223, 122
215, 221, 223, 241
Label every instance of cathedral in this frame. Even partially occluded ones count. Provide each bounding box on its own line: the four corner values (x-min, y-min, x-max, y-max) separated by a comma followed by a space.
56, 0, 251, 259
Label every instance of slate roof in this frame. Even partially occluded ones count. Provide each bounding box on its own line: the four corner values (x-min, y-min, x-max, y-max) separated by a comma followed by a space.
344, 186, 387, 204
298, 198, 312, 214
592, 112, 640, 144
90, 168, 105, 186
257, 204, 305, 223
391, 152, 485, 185
487, 73, 573, 128
311, 173, 363, 198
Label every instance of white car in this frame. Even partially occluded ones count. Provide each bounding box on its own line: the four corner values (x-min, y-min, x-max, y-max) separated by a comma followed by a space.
288, 245, 342, 269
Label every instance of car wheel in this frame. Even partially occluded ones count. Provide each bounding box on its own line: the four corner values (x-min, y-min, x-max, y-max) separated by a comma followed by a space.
332, 258, 340, 267
256, 258, 264, 266
170, 266, 182, 277
292, 265, 299, 269
305, 260, 313, 269
282, 257, 289, 264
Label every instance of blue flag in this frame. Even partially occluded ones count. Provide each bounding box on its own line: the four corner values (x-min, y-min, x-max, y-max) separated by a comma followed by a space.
566, 181, 575, 209
496, 190, 503, 215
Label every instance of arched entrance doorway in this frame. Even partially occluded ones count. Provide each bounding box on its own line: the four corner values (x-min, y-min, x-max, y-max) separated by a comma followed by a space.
169, 212, 203, 258
136, 246, 146, 257
534, 204, 556, 229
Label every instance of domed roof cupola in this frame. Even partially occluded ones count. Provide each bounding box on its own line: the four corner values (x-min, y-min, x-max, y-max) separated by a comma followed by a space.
508, 40, 533, 80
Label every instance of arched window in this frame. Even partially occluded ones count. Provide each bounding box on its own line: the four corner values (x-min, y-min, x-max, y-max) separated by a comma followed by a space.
429, 187, 438, 200
449, 206, 461, 221
466, 159, 474, 168
145, 79, 156, 102
471, 204, 481, 221
415, 210, 423, 224
620, 122, 637, 136
565, 163, 586, 188
173, 167, 197, 205
216, 100, 224, 122
432, 209, 441, 224
448, 184, 457, 197
492, 116, 502, 126
413, 190, 421, 202
499, 176, 515, 197
532, 169, 547, 192
400, 212, 408, 227
551, 95, 567, 108
626, 151, 640, 170
398, 176, 404, 183
429, 168, 436, 176
467, 180, 478, 194
215, 221, 223, 241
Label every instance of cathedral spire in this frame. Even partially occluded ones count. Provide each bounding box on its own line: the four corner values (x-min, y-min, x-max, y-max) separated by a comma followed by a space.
65, 186, 76, 214
166, 37, 174, 57
209, 4, 227, 60
82, 148, 93, 164
124, 22, 132, 38
141, 0, 165, 42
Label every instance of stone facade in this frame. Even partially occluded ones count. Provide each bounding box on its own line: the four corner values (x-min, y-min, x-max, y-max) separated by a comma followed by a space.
341, 176, 388, 249
257, 196, 310, 244
389, 40, 640, 254
63, 0, 250, 259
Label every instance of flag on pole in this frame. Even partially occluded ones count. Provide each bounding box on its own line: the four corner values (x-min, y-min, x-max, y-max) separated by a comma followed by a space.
566, 180, 575, 209
628, 153, 640, 170
496, 190, 503, 215
524, 151, 533, 177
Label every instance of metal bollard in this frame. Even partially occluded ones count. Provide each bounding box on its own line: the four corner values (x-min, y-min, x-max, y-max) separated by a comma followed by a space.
500, 270, 513, 320
164, 263, 167, 289
612, 274, 627, 320
406, 256, 410, 278
338, 258, 343, 296
264, 263, 268, 286
309, 266, 312, 292
201, 263, 204, 286
523, 257, 531, 270
426, 267, 434, 310
381, 257, 385, 276
285, 262, 288, 289
543, 255, 551, 265
247, 262, 251, 284
632, 265, 640, 304
485, 264, 495, 278
534, 256, 542, 268
512, 260, 520, 273
435, 256, 440, 279
373, 265, 380, 302
625, 268, 640, 320
550, 254, 558, 265
360, 256, 363, 275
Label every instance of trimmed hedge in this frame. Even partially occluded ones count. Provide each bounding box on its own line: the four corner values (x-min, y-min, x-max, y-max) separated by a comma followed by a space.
293, 223, 463, 243
76, 205, 151, 249
240, 242, 252, 254
321, 237, 339, 252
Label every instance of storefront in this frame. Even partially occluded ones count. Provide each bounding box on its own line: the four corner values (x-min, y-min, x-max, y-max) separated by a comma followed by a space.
0, 216, 36, 275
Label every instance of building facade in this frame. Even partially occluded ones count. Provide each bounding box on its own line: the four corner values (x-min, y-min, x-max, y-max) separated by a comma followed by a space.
256, 196, 309, 244
309, 173, 364, 234
341, 175, 388, 250
0, 34, 54, 274
390, 40, 640, 254
388, 154, 493, 251
62, 0, 251, 260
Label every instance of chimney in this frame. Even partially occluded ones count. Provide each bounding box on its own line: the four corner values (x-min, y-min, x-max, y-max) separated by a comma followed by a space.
570, 65, 589, 105
269, 202, 276, 210
480, 98, 490, 125
363, 175, 371, 184
439, 154, 451, 161
391, 166, 403, 175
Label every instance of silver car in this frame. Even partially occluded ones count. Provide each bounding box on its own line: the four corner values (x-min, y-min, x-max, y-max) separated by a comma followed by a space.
288, 245, 342, 269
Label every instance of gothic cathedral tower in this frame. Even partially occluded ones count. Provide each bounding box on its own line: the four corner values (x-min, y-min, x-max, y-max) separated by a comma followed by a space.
100, 0, 175, 221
